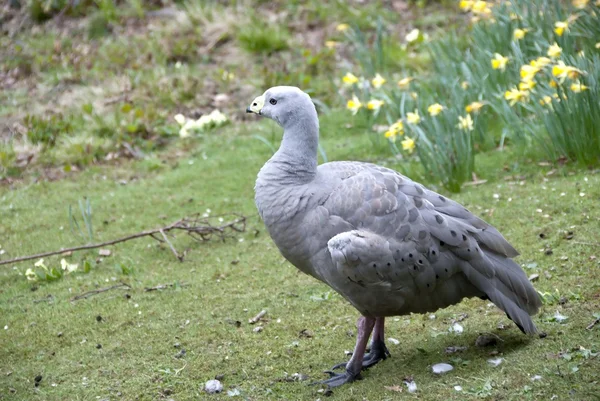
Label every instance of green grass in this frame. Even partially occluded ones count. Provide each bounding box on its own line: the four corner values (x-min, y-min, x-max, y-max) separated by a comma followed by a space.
1, 117, 599, 400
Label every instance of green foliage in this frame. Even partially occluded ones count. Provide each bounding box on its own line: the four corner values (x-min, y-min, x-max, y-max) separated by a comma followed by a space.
24, 114, 74, 146
68, 197, 94, 243
337, 0, 600, 191
237, 16, 290, 54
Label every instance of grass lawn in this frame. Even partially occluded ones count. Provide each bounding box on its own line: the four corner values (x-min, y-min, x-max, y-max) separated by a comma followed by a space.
1, 113, 599, 400
1, 0, 599, 400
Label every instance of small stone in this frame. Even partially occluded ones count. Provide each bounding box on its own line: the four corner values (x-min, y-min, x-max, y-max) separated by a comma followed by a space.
34, 375, 42, 387
487, 357, 503, 367
253, 326, 263, 333
98, 249, 112, 257
388, 337, 400, 345
204, 379, 223, 394
454, 385, 463, 391
96, 344, 102, 349
445, 346, 467, 354
96, 315, 102, 322
175, 349, 186, 359
432, 363, 453, 374
528, 274, 539, 282
174, 342, 181, 348
57, 332, 63, 337
214, 374, 224, 380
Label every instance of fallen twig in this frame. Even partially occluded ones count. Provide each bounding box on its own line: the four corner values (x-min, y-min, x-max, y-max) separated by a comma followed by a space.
144, 282, 189, 292
160, 229, 183, 261
586, 317, 600, 330
70, 282, 131, 302
249, 309, 267, 324
0, 214, 246, 266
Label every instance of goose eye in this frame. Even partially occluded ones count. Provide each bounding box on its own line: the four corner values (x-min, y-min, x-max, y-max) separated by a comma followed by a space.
269, 99, 277, 105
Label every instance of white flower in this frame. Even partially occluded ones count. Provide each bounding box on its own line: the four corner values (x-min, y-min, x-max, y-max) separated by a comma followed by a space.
25, 268, 37, 281
34, 258, 45, 267
60, 259, 78, 273
174, 114, 186, 125
405, 29, 421, 43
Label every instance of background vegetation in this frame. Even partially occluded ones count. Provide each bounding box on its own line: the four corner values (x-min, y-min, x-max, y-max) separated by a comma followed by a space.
1, 0, 599, 400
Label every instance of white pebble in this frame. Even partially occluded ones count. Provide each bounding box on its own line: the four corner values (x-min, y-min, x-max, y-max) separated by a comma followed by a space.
487, 357, 503, 367
450, 323, 463, 334
432, 363, 453, 374
204, 379, 223, 394
388, 337, 400, 345
405, 380, 417, 393
454, 385, 463, 391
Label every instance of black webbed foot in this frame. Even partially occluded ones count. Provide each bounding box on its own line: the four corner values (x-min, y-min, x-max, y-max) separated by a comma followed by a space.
330, 339, 391, 371
311, 369, 362, 388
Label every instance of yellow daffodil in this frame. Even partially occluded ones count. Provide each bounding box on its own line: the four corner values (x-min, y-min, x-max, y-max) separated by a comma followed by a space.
540, 95, 553, 106
410, 92, 419, 100
513, 28, 528, 40
554, 21, 568, 36
367, 99, 385, 111
472, 1, 490, 14
384, 130, 398, 141
391, 120, 404, 132
459, 0, 473, 11
343, 72, 359, 85
519, 80, 536, 91
371, 73, 386, 89
406, 110, 421, 124
504, 87, 529, 105
461, 81, 470, 90
531, 57, 552, 68
401, 137, 416, 154
397, 77, 413, 90
347, 95, 362, 115
510, 12, 519, 21
457, 114, 474, 131
578, 50, 585, 58
596, 42, 600, 49
325, 40, 338, 49
570, 81, 588, 92
466, 101, 485, 113
547, 42, 562, 58
427, 103, 444, 116
520, 64, 541, 82
572, 0, 589, 8
491, 53, 509, 71
336, 23, 349, 32
552, 61, 582, 81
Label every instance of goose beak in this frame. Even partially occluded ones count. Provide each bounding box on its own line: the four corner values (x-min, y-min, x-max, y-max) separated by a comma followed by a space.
246, 95, 265, 114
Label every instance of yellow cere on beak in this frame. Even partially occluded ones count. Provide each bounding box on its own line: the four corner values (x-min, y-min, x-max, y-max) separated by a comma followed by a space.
246, 95, 265, 114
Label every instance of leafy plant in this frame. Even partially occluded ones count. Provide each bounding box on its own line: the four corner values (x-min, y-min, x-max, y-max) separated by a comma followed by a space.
69, 197, 94, 243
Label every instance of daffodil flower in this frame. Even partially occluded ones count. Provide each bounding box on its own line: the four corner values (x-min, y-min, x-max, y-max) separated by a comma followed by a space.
367, 99, 385, 111
465, 101, 485, 113
519, 81, 536, 91
343, 72, 359, 85
401, 137, 416, 154
547, 42, 562, 58
504, 87, 529, 105
34, 258, 45, 267
461, 81, 470, 90
347, 95, 362, 115
325, 41, 338, 49
427, 103, 444, 116
459, 0, 473, 11
397, 77, 413, 90
596, 42, 600, 49
570, 81, 588, 92
389, 120, 404, 134
520, 64, 541, 82
491, 53, 509, 71
513, 28, 528, 40
552, 61, 582, 82
384, 130, 397, 141
406, 110, 420, 124
457, 114, 474, 131
554, 21, 568, 36
539, 95, 553, 106
531, 57, 552, 68
572, 0, 589, 9
371, 73, 386, 89
336, 23, 349, 32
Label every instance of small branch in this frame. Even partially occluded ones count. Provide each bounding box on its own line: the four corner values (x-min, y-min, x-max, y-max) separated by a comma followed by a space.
70, 282, 131, 302
249, 309, 267, 324
160, 229, 183, 262
0, 214, 246, 266
586, 317, 600, 330
144, 282, 188, 292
